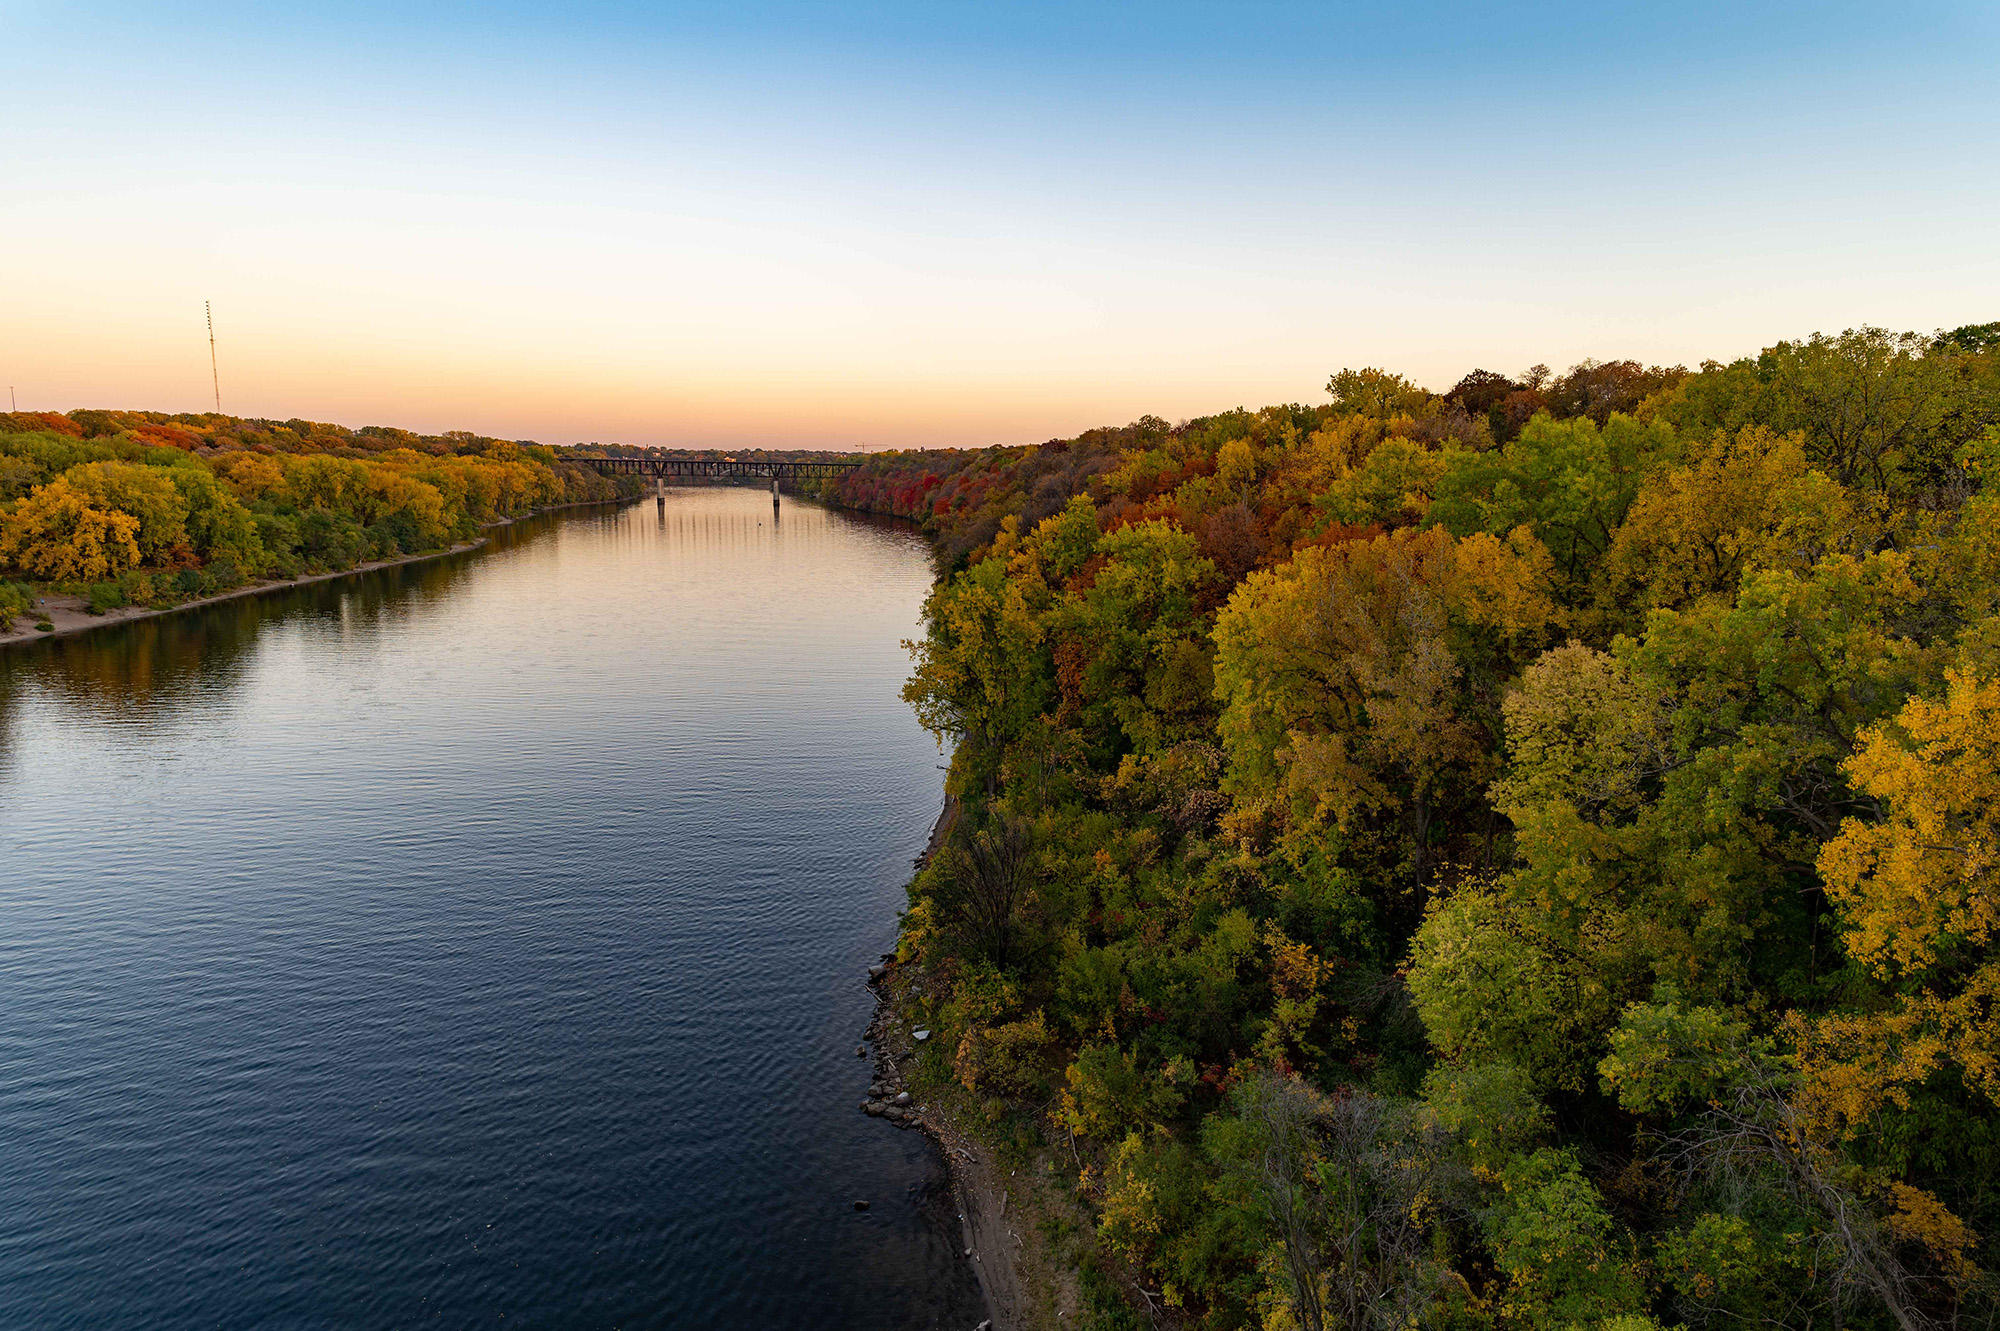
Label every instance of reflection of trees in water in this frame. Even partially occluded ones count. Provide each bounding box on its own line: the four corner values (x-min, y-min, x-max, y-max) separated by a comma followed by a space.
0, 498, 900, 750
317, 546, 487, 644
0, 547, 487, 728
483, 511, 575, 552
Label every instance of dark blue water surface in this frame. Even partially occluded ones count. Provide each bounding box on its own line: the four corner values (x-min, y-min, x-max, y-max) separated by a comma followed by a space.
0, 491, 982, 1330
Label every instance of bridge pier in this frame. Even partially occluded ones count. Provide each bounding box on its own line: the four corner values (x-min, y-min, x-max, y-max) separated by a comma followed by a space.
571, 455, 859, 497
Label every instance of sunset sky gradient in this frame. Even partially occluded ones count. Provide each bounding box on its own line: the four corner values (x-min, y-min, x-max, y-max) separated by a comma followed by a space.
6, 1, 1998, 448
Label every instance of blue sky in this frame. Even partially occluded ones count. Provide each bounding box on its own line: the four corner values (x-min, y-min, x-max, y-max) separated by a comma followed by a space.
4, 1, 1996, 447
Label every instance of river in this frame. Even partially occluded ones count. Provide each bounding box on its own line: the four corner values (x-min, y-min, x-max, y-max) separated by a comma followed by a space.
0, 490, 984, 1329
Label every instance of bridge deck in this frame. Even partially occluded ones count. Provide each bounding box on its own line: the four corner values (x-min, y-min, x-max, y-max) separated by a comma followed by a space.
571, 457, 862, 480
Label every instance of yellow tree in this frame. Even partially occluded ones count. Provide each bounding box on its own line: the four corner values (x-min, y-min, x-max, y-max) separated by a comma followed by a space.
1325, 366, 1435, 419
1213, 525, 1553, 881
1292, 413, 1387, 496
283, 454, 371, 511
63, 460, 190, 562
1601, 425, 1862, 617
1215, 437, 1257, 494
352, 470, 450, 545
1819, 668, 2000, 1104
210, 451, 289, 503
0, 477, 141, 579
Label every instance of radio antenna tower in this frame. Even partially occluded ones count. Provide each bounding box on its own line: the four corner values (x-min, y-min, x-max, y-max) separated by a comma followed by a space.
206, 301, 222, 413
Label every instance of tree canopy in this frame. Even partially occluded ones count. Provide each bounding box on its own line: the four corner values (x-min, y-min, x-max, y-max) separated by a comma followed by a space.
0, 409, 639, 619
813, 322, 2000, 1330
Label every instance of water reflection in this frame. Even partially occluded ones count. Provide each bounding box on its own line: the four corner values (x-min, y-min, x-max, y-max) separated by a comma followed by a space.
2, 556, 457, 717
0, 498, 925, 728
0, 492, 976, 1330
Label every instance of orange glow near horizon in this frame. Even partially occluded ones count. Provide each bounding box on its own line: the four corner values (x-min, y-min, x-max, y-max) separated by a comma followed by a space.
17, 251, 1987, 452
7, 7, 1996, 450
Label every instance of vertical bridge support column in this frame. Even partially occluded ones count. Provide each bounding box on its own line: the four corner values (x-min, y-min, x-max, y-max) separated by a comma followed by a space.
574, 456, 861, 501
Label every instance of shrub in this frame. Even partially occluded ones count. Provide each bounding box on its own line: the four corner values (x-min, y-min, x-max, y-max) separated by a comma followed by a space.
1057, 1044, 1185, 1140
203, 556, 243, 591
955, 1012, 1057, 1096
297, 509, 365, 571
116, 570, 155, 607
0, 580, 32, 630
35, 620, 53, 632
85, 581, 127, 614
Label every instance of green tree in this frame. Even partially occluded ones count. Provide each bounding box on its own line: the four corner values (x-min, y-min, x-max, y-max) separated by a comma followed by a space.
1487, 1149, 1645, 1326
1671, 328, 1991, 493
163, 465, 263, 566
1406, 880, 1612, 1091
1428, 412, 1676, 612
1315, 437, 1445, 529
1325, 367, 1433, 420
903, 550, 1052, 792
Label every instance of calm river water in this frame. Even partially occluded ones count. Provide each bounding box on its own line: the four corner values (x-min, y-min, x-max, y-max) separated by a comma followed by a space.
0, 490, 983, 1329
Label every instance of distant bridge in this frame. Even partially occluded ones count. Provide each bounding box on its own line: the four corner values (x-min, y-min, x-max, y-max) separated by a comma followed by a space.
569, 457, 863, 482
568, 456, 862, 508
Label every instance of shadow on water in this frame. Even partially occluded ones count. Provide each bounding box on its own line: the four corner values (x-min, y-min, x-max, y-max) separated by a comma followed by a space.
0, 542, 497, 783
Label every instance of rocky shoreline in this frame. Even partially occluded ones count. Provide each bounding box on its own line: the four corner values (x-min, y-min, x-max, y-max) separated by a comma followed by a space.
852, 791, 1037, 1331
859, 954, 1027, 1331
857, 956, 928, 1131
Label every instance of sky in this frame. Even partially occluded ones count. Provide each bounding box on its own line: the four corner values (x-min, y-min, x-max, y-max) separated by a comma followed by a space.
4, 1, 1997, 449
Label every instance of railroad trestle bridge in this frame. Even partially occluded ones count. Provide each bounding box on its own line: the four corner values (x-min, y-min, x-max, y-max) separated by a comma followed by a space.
569, 456, 862, 508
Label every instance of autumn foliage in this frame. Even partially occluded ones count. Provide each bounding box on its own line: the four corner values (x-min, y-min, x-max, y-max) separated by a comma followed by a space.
873, 325, 2000, 1329
0, 409, 639, 606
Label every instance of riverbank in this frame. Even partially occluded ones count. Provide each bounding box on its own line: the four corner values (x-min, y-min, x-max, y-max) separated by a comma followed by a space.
861, 966, 1030, 1330
0, 498, 633, 652
864, 957, 1116, 1331
0, 540, 485, 649
858, 794, 1130, 1331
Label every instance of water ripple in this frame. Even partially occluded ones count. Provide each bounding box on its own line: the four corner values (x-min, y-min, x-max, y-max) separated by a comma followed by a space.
0, 492, 976, 1330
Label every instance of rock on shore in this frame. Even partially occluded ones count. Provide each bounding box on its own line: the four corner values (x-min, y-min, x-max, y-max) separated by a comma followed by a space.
858, 953, 1027, 1330
857, 960, 925, 1129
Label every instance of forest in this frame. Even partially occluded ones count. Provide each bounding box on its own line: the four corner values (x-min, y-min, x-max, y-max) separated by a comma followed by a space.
804, 325, 2000, 1329
13, 328, 2000, 1328
0, 409, 638, 628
